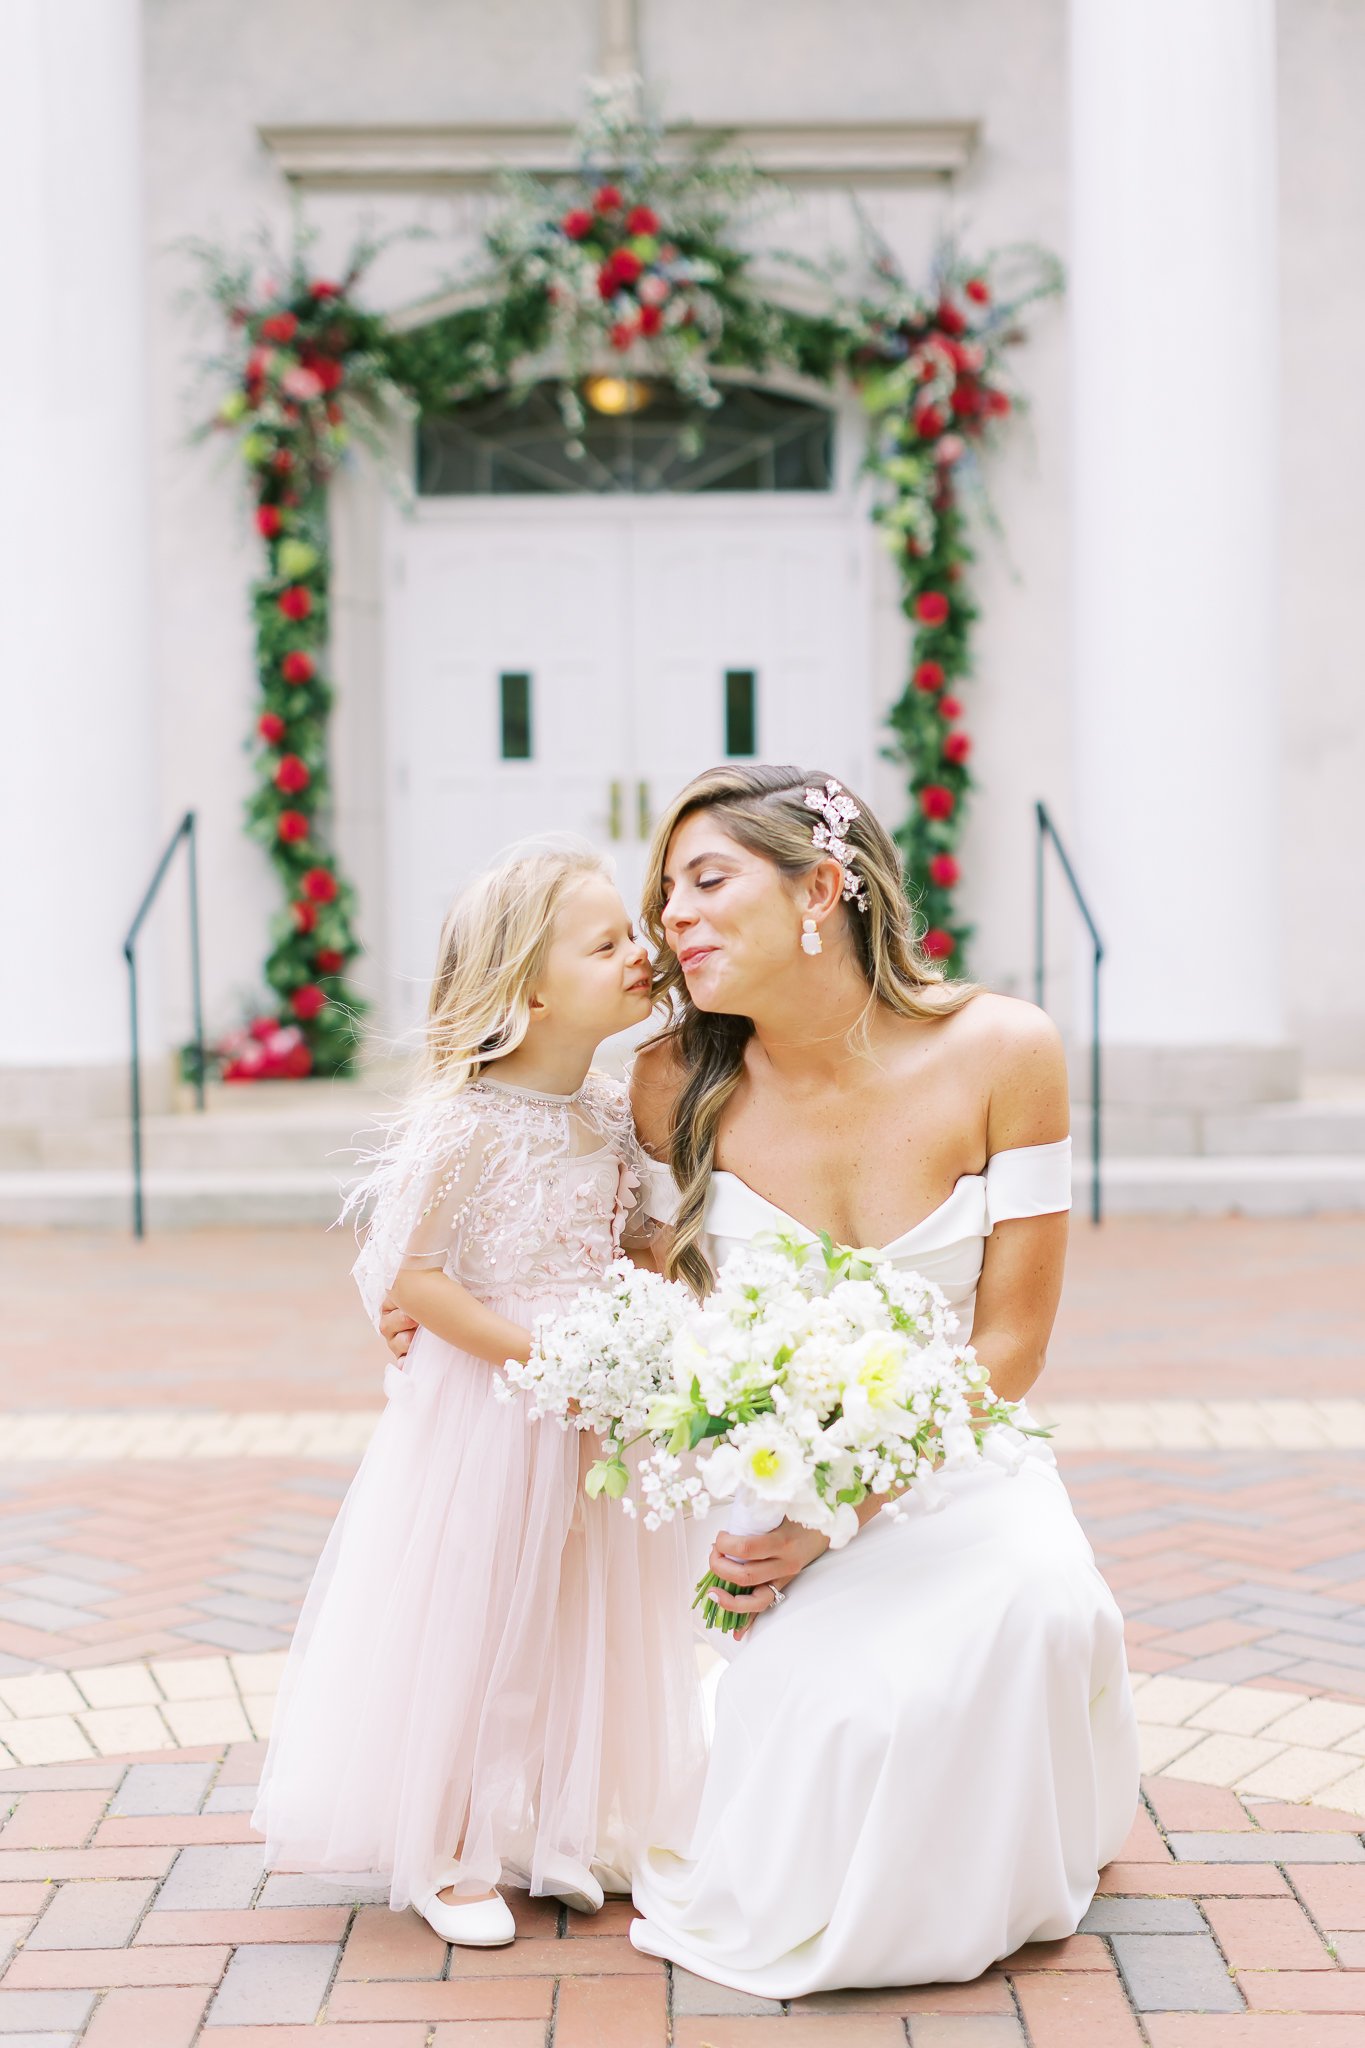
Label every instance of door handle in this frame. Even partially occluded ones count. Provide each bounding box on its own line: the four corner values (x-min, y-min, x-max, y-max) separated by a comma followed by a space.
636, 779, 652, 840
607, 779, 623, 840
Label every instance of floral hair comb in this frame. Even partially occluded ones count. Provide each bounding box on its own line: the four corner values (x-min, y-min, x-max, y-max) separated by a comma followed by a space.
803, 779, 870, 912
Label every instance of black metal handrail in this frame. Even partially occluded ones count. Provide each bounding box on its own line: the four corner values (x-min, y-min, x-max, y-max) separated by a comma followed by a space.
124, 811, 206, 1238
1033, 801, 1104, 1224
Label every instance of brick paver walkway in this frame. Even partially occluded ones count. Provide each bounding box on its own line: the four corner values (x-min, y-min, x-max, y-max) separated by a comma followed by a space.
1, 1216, 1363, 2044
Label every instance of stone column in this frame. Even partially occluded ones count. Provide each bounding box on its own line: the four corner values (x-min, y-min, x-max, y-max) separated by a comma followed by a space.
1069, 0, 1293, 1106
0, 0, 158, 1113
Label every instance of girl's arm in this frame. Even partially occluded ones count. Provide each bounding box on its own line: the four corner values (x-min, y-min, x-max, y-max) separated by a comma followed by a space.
388, 1265, 532, 1367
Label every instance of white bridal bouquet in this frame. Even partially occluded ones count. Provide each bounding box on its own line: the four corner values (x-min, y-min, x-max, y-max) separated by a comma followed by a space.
501, 1235, 1045, 1631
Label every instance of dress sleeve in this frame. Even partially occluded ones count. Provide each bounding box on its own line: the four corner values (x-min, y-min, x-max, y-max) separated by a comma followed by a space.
343, 1096, 489, 1326
984, 1137, 1072, 1224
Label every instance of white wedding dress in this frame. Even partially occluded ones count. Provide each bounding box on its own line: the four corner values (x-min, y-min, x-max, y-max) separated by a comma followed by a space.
629, 1138, 1140, 1996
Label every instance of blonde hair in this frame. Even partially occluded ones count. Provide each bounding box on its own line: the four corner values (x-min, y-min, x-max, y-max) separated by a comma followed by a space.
640, 764, 977, 1295
416, 838, 612, 1103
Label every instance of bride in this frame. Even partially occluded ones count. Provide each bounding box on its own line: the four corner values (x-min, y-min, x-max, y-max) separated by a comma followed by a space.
380, 759, 1139, 1995
622, 762, 1139, 1996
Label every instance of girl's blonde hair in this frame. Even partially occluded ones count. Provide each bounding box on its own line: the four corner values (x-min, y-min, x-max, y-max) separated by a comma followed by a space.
639, 763, 977, 1295
417, 838, 612, 1102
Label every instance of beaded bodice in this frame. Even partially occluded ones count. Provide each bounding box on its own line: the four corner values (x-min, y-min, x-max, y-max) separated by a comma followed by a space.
348, 1074, 644, 1318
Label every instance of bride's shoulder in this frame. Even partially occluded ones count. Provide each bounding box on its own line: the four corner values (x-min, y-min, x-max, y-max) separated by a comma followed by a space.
941, 992, 1068, 1148
628, 1033, 688, 1160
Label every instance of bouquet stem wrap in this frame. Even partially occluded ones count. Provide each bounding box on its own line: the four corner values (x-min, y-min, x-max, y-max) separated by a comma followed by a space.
694, 1484, 786, 1635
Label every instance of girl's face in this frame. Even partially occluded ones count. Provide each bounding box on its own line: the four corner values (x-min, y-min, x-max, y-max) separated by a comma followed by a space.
535, 874, 653, 1041
659, 811, 801, 1014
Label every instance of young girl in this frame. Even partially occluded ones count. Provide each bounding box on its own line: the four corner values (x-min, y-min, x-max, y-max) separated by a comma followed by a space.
252, 842, 705, 1947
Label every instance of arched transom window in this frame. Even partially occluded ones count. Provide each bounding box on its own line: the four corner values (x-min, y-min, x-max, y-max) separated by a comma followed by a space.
416, 379, 834, 496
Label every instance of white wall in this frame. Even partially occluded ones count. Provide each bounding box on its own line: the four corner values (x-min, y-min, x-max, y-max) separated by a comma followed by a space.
139, 0, 1364, 1069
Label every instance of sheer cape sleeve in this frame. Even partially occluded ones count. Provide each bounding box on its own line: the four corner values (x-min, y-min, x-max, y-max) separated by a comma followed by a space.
342, 1095, 490, 1327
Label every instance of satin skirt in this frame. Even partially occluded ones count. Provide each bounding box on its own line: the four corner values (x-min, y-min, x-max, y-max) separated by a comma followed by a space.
630, 1452, 1139, 1995
252, 1299, 706, 1910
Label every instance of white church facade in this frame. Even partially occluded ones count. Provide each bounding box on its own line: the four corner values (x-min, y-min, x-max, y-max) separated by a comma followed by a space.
3, 0, 1363, 1219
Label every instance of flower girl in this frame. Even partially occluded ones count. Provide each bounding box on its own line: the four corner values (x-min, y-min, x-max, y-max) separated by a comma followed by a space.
252, 843, 704, 1947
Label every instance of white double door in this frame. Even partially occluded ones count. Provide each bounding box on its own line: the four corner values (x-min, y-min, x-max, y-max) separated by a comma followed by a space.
385, 498, 870, 1013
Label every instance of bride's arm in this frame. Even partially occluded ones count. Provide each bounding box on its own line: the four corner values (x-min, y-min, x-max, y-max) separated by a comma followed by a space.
965, 1000, 1071, 1404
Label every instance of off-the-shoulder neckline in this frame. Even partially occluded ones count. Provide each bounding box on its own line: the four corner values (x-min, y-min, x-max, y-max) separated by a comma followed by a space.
708, 1138, 1070, 1254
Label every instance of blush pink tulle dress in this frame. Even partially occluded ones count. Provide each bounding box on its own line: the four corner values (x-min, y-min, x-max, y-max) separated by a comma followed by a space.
251, 1072, 706, 1913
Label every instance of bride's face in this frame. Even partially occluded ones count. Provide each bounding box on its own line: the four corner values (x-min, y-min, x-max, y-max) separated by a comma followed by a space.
660, 811, 800, 1012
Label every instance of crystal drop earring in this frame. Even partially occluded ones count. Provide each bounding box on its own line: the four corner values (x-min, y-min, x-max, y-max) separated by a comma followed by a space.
801, 916, 823, 957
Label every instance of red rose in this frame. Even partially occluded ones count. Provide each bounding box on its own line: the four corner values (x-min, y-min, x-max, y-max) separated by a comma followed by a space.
291, 983, 327, 1020
627, 205, 660, 236
942, 731, 972, 764
260, 311, 298, 344
904, 537, 924, 559
914, 592, 950, 627
284, 1042, 314, 1077
639, 303, 662, 336
274, 753, 310, 794
609, 320, 638, 352
277, 809, 309, 843
983, 388, 1012, 418
611, 248, 643, 286
315, 948, 345, 975
291, 899, 317, 934
965, 277, 990, 306
313, 357, 344, 393
282, 651, 314, 685
913, 404, 946, 438
938, 694, 962, 720
594, 184, 623, 213
278, 585, 311, 620
919, 783, 955, 821
310, 280, 341, 300
597, 259, 621, 299
922, 927, 955, 960
913, 660, 945, 694
302, 866, 338, 903
562, 208, 593, 240
257, 711, 286, 744
929, 853, 960, 888
936, 301, 966, 337
271, 449, 295, 473
951, 382, 981, 419
249, 1015, 279, 1042
256, 504, 283, 539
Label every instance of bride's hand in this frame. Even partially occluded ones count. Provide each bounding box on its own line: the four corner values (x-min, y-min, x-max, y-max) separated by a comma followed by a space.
708, 1519, 830, 1629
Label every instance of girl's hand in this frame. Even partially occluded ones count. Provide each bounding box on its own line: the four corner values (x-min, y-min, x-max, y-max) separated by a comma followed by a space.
378, 1296, 418, 1361
707, 1519, 830, 1629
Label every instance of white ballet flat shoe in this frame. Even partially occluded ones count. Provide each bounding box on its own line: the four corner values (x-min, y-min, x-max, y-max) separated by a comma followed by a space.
539, 1859, 604, 1917
414, 1876, 515, 1947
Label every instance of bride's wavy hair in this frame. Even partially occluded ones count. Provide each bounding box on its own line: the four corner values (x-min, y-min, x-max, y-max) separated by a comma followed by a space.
419, 837, 612, 1103
640, 764, 975, 1295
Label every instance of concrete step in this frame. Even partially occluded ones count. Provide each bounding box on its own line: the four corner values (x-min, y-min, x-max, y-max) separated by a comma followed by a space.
0, 1103, 389, 1174
1071, 1099, 1365, 1158
0, 1167, 352, 1229
1075, 1153, 1365, 1217
5, 1153, 1364, 1229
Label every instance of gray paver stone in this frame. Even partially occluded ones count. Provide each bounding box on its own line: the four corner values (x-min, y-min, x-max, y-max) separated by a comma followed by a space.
27, 1879, 156, 1951
202, 1785, 259, 1814
257, 1872, 389, 1908
1111, 1933, 1244, 2012
0, 1992, 96, 2031
909, 2022, 1027, 2047
112, 1762, 216, 1818
673, 1968, 783, 2015
205, 1941, 339, 2027
1168, 1832, 1365, 1863
1080, 1897, 1208, 1934
154, 1843, 265, 1910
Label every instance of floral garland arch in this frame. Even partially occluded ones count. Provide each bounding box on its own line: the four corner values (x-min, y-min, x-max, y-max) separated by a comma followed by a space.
197, 95, 1058, 1077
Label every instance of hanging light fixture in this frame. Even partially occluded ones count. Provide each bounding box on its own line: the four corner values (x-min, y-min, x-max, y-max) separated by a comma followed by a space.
582, 375, 654, 416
